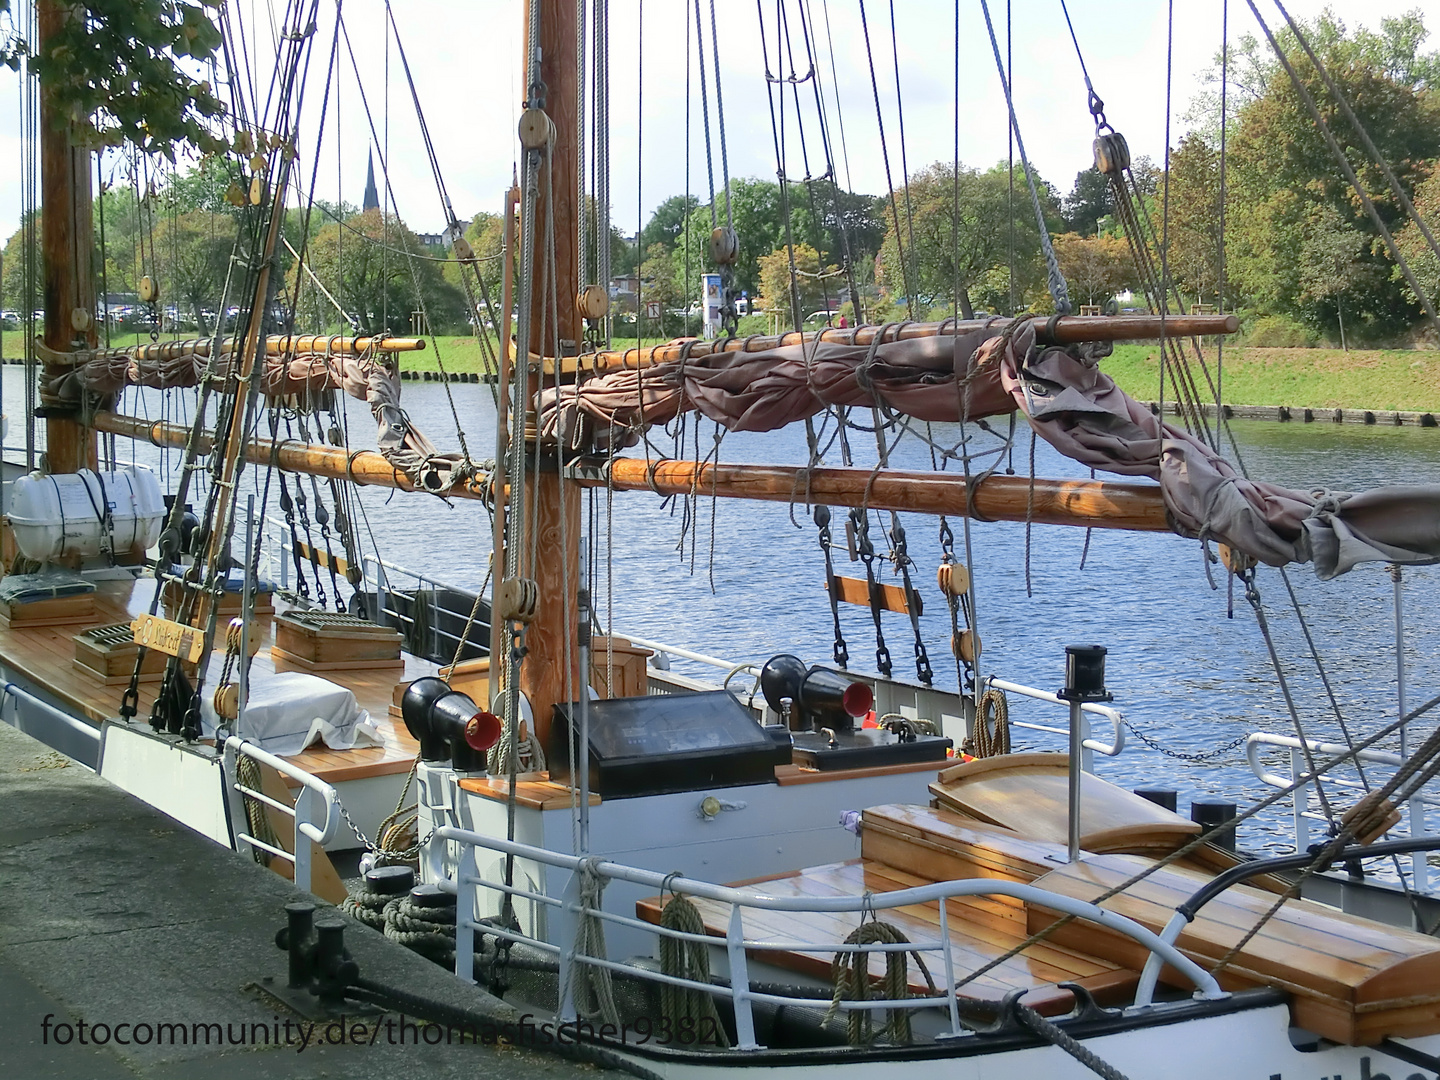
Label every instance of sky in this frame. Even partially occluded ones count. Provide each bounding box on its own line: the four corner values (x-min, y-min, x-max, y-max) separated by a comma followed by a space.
0, 0, 1433, 243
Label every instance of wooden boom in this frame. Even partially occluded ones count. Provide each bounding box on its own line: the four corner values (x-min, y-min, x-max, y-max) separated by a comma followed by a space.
576, 458, 1172, 532
91, 412, 488, 500
556, 314, 1239, 376
49, 334, 426, 367
93, 411, 1173, 533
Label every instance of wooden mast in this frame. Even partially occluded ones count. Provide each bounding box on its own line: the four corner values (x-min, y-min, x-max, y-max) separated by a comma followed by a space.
516, 0, 582, 748
37, 0, 98, 474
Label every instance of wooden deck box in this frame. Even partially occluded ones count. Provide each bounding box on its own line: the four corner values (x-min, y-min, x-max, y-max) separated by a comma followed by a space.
0, 592, 96, 628
271, 609, 404, 672
72, 621, 167, 684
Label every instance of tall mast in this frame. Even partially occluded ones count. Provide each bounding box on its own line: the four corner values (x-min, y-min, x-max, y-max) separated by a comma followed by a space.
516, 0, 582, 745
37, 0, 98, 474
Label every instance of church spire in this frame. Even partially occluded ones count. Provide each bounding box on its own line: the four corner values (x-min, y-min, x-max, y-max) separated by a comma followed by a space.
363, 151, 379, 212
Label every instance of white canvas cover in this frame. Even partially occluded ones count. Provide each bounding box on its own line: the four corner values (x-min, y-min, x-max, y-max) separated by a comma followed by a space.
200, 670, 383, 756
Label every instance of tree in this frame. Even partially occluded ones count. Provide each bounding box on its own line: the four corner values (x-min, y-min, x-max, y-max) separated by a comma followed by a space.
300, 210, 466, 336
1, 213, 39, 313
638, 242, 684, 335
677, 178, 818, 300
5, 0, 228, 157
757, 243, 838, 326
874, 161, 1052, 319
1165, 134, 1225, 310
639, 195, 700, 253
1053, 233, 1131, 307
1063, 167, 1111, 237
1298, 203, 1366, 349
151, 210, 234, 328
1394, 170, 1440, 314
439, 211, 507, 326
1182, 9, 1440, 340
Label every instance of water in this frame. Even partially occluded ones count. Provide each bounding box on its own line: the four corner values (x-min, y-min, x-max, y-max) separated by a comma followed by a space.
8, 372, 1439, 862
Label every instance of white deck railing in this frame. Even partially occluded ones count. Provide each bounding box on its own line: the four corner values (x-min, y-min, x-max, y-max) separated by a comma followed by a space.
1246, 731, 1433, 892
222, 736, 341, 895
436, 825, 1224, 1050
987, 676, 1126, 768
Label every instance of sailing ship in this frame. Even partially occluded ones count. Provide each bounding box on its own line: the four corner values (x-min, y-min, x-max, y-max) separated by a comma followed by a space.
7, 0, 1440, 1076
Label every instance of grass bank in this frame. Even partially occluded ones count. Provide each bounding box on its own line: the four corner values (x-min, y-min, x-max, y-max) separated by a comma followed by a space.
1104, 343, 1440, 412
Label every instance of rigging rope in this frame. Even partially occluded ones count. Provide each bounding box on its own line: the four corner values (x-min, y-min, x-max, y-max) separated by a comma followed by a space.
977, 0, 1070, 315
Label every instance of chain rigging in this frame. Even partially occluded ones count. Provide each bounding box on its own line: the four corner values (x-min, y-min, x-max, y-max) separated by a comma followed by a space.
848, 507, 891, 678
888, 519, 932, 686
814, 505, 849, 668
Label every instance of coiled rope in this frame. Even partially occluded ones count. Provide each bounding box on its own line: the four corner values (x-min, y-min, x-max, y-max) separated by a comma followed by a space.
825, 915, 933, 1046
657, 892, 730, 1048
235, 755, 282, 867
384, 894, 462, 965
972, 687, 1010, 758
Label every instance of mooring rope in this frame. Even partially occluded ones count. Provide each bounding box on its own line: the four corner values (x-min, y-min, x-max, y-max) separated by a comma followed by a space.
972, 686, 1011, 758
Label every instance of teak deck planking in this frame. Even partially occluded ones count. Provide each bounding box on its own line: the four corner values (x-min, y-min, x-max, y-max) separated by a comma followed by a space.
0, 576, 429, 785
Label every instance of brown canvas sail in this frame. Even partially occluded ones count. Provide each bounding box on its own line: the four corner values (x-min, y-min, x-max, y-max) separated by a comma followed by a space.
537, 319, 1440, 579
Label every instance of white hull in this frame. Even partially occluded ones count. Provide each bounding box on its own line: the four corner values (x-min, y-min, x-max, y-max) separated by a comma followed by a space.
607, 1001, 1434, 1079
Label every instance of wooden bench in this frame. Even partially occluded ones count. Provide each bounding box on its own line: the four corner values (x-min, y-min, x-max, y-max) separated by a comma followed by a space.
1029, 852, 1440, 1045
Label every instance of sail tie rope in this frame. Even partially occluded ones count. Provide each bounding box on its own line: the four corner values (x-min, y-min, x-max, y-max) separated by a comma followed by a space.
656, 888, 730, 1048
560, 858, 622, 1028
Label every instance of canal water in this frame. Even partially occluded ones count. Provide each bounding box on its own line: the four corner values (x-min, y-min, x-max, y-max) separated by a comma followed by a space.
7, 373, 1439, 864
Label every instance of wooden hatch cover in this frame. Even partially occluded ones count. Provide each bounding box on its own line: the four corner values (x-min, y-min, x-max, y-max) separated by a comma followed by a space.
929, 752, 1201, 856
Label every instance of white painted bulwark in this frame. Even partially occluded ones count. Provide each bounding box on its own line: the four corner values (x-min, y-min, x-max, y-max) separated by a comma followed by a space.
98, 722, 232, 846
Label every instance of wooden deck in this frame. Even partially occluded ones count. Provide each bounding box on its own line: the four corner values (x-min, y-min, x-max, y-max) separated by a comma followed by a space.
0, 575, 429, 784
637, 797, 1440, 1045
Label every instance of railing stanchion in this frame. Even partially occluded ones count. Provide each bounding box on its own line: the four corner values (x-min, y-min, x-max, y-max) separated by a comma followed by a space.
456, 847, 478, 983
1291, 747, 1310, 852
292, 786, 313, 892
726, 905, 760, 1050
938, 897, 962, 1038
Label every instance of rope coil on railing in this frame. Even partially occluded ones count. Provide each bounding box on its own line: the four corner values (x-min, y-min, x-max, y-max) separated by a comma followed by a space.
972, 687, 1010, 758
824, 911, 933, 1046
657, 891, 730, 1048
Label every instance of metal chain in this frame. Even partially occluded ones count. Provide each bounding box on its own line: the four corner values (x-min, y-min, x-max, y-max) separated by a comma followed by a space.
277, 475, 311, 601
849, 507, 891, 677
1121, 718, 1249, 763
815, 506, 848, 667
889, 519, 932, 685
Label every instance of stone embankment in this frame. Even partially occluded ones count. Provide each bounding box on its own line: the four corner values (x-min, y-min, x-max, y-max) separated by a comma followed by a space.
1143, 401, 1439, 427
